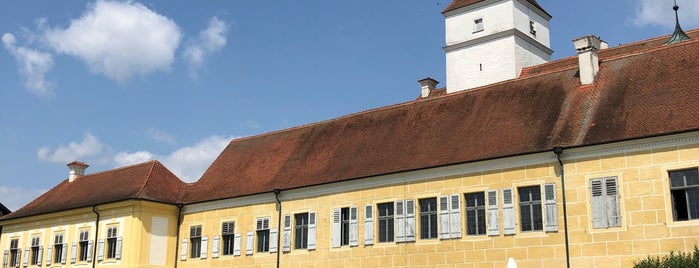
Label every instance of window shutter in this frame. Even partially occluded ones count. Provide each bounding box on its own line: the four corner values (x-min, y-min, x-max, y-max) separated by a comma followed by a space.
487, 190, 500, 236
45, 246, 52, 265
332, 208, 341, 248
449, 194, 462, 238
233, 234, 242, 256
115, 237, 122, 260
605, 177, 621, 227
200, 236, 208, 259
308, 212, 317, 250
364, 205, 374, 245
87, 240, 94, 262
13, 249, 20, 268
502, 188, 515, 235
349, 207, 359, 246
61, 243, 67, 264
97, 239, 104, 261
245, 232, 254, 255
282, 214, 291, 252
439, 196, 450, 239
405, 200, 416, 242
23, 247, 29, 267
395, 200, 406, 242
544, 183, 558, 232
269, 229, 278, 253
3, 250, 7, 268
590, 179, 606, 228
212, 236, 220, 258
70, 243, 77, 264
180, 239, 187, 261
37, 247, 43, 266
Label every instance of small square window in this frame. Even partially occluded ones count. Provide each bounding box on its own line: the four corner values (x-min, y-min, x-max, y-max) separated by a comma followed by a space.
529, 21, 537, 36
473, 18, 484, 33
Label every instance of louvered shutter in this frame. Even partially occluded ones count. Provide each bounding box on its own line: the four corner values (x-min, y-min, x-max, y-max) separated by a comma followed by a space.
349, 207, 359, 246
22, 248, 28, 267
544, 183, 558, 232
364, 205, 374, 245
200, 236, 208, 259
331, 208, 341, 248
282, 215, 291, 252
405, 200, 416, 242
395, 200, 405, 242
60, 244, 67, 264
115, 237, 122, 260
487, 190, 500, 236
70, 243, 77, 264
590, 179, 606, 228
87, 240, 94, 262
269, 228, 278, 253
13, 250, 20, 268
605, 177, 621, 227
2, 250, 7, 268
37, 247, 43, 266
97, 239, 104, 261
449, 194, 462, 238
45, 246, 52, 265
212, 236, 220, 258
233, 234, 242, 256
438, 196, 450, 239
180, 239, 187, 261
502, 188, 516, 235
308, 212, 317, 250
245, 232, 254, 255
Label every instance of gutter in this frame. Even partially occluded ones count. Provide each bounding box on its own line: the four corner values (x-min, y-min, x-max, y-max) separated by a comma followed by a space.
273, 189, 282, 268
174, 204, 183, 268
553, 147, 571, 268
91, 205, 100, 268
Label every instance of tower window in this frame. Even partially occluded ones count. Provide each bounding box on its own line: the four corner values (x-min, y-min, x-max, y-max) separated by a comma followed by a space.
529, 21, 537, 36
473, 18, 484, 33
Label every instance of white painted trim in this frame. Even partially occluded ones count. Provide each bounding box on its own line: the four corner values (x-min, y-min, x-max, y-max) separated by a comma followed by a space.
444, 29, 552, 56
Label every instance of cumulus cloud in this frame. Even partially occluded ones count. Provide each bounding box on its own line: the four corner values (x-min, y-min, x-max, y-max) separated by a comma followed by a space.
0, 186, 47, 211
147, 128, 176, 144
160, 135, 231, 182
43, 0, 182, 83
632, 0, 699, 28
2, 32, 55, 97
184, 17, 228, 78
37, 133, 109, 163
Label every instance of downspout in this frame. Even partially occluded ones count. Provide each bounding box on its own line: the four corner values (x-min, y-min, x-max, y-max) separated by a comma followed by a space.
553, 147, 571, 268
91, 205, 100, 268
273, 189, 282, 268
174, 204, 183, 268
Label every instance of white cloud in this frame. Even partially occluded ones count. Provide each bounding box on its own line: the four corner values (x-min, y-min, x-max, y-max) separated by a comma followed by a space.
184, 17, 228, 78
0, 186, 47, 211
43, 0, 182, 83
161, 135, 231, 182
632, 0, 699, 28
114, 150, 155, 166
147, 128, 176, 144
37, 133, 109, 163
2, 32, 55, 97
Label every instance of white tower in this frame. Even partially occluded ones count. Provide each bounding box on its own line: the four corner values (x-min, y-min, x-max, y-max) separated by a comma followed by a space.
443, 0, 552, 93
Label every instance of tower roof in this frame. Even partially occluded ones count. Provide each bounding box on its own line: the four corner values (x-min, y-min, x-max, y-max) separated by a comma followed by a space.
666, 1, 690, 45
442, 0, 551, 17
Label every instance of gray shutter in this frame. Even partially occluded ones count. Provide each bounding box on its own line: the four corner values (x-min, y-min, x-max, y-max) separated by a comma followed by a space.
502, 188, 515, 235
282, 214, 291, 252
45, 246, 52, 265
180, 239, 187, 261
3, 250, 7, 268
13, 249, 20, 268
395, 200, 405, 242
364, 205, 374, 245
115, 237, 122, 260
60, 244, 67, 264
22, 247, 29, 267
349, 207, 359, 246
201, 236, 208, 259
449, 194, 462, 238
233, 234, 242, 256
590, 179, 606, 228
605, 177, 621, 227
308, 212, 317, 250
405, 200, 416, 242
544, 183, 558, 232
245, 232, 254, 255
331, 208, 341, 248
87, 240, 94, 262
37, 247, 43, 266
487, 190, 500, 236
70, 243, 77, 264
438, 196, 450, 239
212, 236, 220, 258
97, 239, 104, 261
269, 229, 278, 253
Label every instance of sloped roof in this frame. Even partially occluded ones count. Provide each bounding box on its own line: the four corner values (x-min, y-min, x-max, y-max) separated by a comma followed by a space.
184, 29, 699, 204
442, 0, 550, 17
1, 161, 185, 221
0, 203, 10, 216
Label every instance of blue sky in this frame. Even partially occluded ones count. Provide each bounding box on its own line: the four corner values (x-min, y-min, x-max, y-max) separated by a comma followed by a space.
1, 0, 697, 211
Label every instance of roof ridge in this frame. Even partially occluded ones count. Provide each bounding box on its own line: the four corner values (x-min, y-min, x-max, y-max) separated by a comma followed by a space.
135, 160, 159, 198
603, 35, 699, 62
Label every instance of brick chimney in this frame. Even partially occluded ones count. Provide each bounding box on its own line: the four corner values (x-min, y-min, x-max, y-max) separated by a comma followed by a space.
573, 35, 606, 85
67, 161, 89, 182
419, 78, 439, 98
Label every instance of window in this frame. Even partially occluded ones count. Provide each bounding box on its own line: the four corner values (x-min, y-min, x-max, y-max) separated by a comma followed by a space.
519, 186, 543, 232
79, 230, 90, 261
106, 227, 118, 259
466, 192, 486, 235
529, 20, 536, 36
221, 222, 235, 256
256, 218, 270, 252
9, 239, 19, 267
190, 225, 202, 258
669, 168, 699, 221
419, 198, 438, 239
294, 213, 308, 249
591, 177, 621, 228
54, 234, 64, 264
377, 203, 394, 243
30, 237, 40, 265
473, 18, 484, 33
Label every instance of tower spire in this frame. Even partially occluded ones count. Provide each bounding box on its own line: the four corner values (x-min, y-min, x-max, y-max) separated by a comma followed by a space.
665, 0, 690, 45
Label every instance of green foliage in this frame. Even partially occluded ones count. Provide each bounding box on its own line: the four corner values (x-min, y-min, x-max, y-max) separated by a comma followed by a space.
633, 246, 699, 268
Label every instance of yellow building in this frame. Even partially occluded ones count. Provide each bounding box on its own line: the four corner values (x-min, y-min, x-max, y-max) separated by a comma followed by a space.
3, 1, 699, 268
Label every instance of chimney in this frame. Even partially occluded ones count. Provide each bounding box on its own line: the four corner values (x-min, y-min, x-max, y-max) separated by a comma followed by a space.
418, 77, 439, 98
67, 161, 89, 182
573, 35, 604, 85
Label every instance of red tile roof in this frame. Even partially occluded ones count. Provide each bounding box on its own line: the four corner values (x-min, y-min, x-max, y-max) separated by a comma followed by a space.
442, 0, 550, 17
184, 30, 699, 204
1, 161, 185, 220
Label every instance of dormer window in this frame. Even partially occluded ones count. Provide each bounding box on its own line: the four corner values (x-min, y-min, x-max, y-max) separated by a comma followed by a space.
473, 18, 484, 33
529, 20, 537, 36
